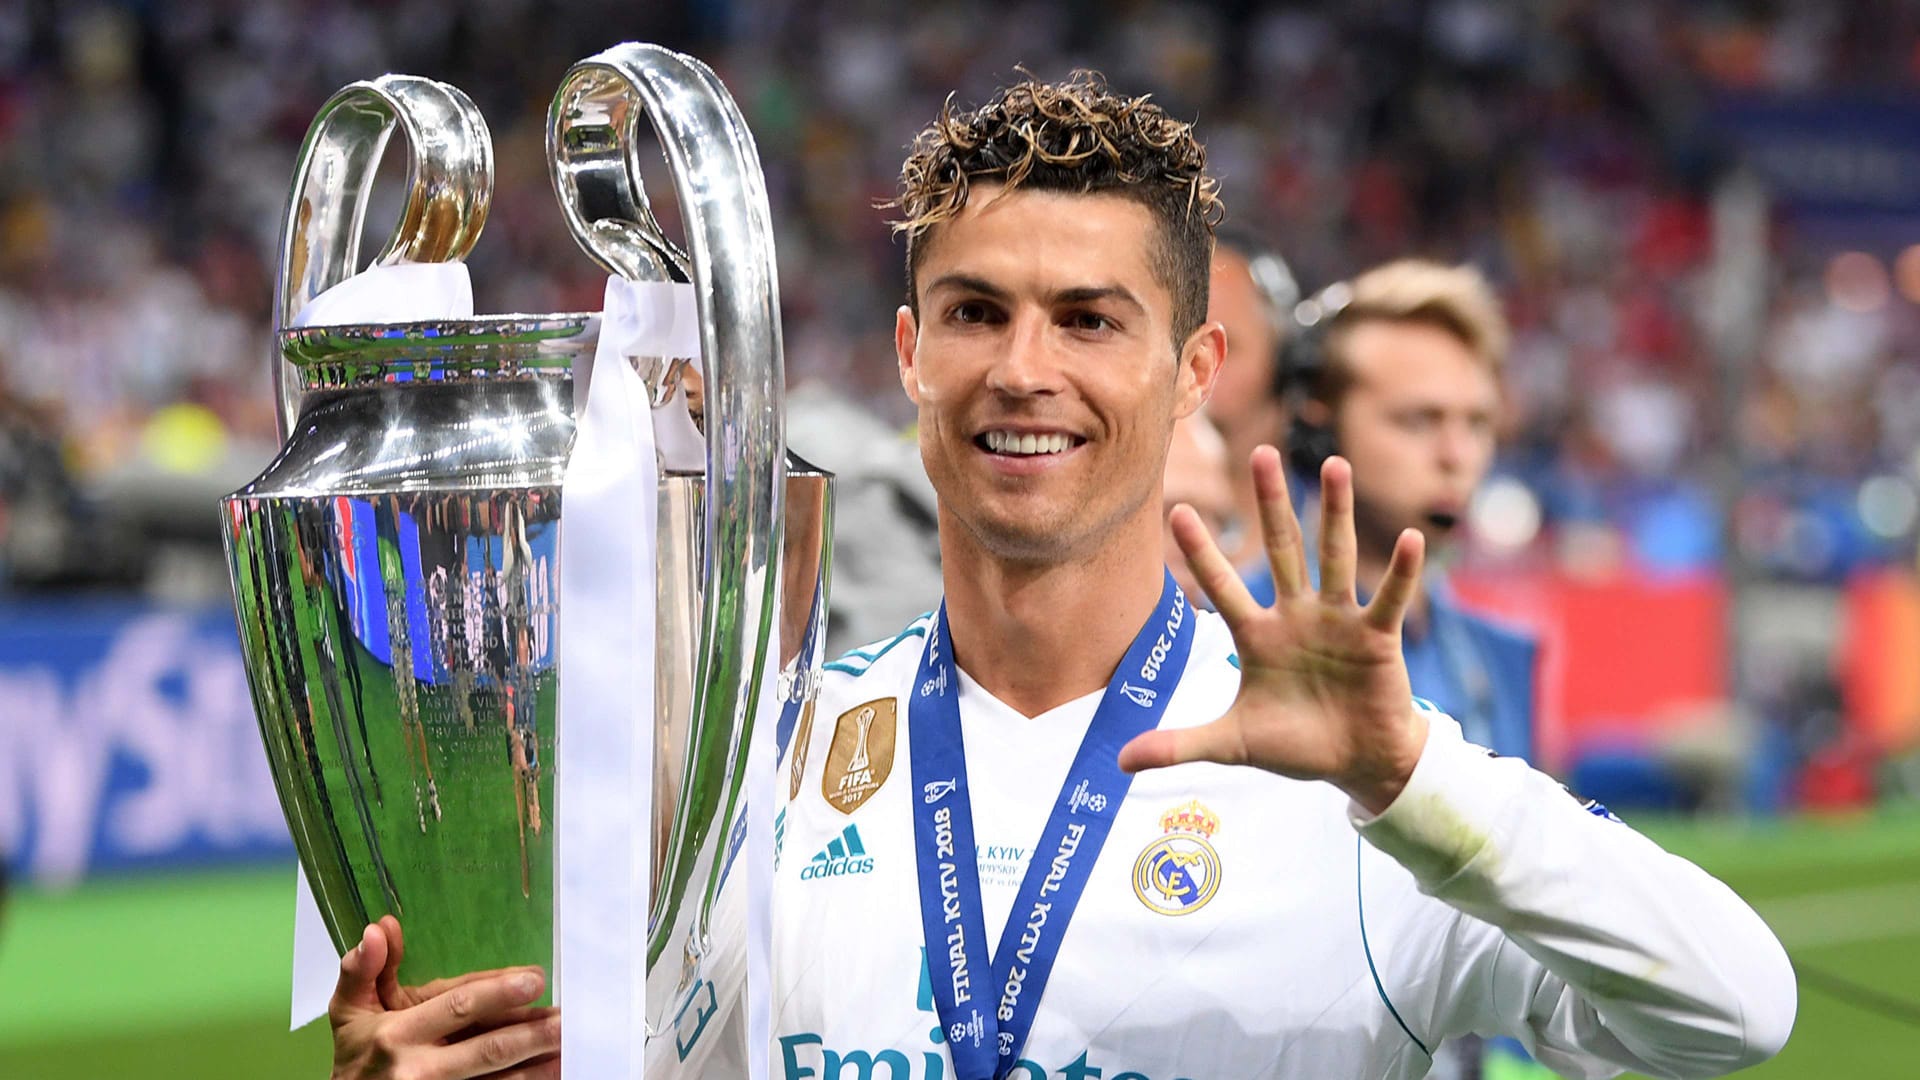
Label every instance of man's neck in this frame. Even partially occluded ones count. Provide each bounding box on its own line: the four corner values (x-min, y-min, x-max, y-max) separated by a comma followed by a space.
939, 511, 1167, 718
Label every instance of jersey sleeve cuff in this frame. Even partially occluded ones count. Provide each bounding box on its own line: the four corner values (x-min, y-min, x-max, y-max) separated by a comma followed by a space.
1348, 715, 1524, 889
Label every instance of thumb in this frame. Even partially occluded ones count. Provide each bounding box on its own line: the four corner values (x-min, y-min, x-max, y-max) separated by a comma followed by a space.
330, 923, 388, 1022
1118, 719, 1246, 774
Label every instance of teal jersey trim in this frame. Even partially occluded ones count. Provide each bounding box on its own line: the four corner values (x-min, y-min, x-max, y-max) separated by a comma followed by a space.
1358, 834, 1431, 1058
823, 614, 933, 676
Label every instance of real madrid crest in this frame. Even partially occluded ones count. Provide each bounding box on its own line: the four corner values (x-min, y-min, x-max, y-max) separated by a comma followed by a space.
822, 697, 896, 814
1133, 799, 1222, 916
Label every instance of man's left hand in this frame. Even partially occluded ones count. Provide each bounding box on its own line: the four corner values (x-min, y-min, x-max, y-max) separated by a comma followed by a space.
1118, 447, 1429, 814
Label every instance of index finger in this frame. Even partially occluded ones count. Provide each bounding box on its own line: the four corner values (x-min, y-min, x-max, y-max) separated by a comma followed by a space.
392, 968, 548, 1043
430, 1011, 562, 1079
394, 964, 550, 1012
1171, 503, 1261, 625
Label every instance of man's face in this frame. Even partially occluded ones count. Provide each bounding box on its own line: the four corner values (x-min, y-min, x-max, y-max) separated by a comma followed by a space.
1331, 319, 1499, 555
896, 186, 1222, 564
1202, 248, 1280, 435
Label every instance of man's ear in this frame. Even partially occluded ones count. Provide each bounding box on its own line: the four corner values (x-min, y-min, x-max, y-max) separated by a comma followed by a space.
895, 305, 921, 406
1173, 320, 1227, 420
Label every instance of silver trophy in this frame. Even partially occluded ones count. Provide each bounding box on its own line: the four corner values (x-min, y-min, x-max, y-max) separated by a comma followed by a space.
222, 45, 829, 1057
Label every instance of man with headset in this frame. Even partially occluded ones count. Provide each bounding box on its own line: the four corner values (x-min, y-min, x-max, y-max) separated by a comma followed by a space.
1247, 258, 1539, 765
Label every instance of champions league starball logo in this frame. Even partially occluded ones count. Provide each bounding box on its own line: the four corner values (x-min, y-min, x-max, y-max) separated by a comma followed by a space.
1132, 799, 1222, 916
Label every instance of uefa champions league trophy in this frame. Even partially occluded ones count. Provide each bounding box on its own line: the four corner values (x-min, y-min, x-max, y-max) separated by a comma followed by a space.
222, 46, 829, 1068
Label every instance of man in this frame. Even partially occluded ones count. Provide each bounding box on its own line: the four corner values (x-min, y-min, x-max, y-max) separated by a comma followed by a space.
1254, 260, 1539, 760
327, 73, 1793, 1079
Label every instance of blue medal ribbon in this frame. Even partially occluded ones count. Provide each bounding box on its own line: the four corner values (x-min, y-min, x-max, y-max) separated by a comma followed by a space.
908, 571, 1194, 1079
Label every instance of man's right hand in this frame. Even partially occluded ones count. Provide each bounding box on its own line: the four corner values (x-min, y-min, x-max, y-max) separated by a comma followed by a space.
330, 917, 561, 1080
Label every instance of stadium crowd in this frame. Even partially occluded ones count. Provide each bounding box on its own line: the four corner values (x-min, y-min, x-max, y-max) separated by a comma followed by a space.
1, 0, 1919, 596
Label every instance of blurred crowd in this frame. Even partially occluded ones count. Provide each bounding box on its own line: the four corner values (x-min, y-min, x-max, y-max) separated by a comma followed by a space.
3, 0, 1920, 596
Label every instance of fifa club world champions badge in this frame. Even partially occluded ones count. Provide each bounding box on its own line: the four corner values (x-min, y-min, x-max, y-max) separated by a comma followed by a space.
823, 698, 897, 814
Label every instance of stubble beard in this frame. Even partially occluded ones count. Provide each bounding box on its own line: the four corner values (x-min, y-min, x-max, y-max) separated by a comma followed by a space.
932, 448, 1152, 569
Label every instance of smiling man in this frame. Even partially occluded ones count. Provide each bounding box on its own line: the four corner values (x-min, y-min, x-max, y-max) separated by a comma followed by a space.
325, 73, 1793, 1080
767, 72, 1793, 1080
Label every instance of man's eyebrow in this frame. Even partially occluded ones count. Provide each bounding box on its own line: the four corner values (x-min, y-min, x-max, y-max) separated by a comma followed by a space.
1052, 284, 1146, 313
923, 273, 1012, 301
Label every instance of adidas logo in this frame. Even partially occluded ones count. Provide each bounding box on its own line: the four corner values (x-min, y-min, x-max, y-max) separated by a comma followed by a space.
800, 823, 875, 881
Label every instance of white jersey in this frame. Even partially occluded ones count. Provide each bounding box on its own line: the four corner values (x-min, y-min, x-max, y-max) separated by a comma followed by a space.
679, 608, 1793, 1079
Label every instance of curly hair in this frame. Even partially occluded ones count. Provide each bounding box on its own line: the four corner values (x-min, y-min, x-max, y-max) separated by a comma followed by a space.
888, 70, 1225, 342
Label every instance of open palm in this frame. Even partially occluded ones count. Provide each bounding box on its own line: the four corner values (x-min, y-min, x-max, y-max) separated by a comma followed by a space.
1119, 448, 1430, 813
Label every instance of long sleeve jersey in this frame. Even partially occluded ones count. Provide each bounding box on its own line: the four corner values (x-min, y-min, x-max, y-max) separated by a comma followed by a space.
665, 607, 1793, 1079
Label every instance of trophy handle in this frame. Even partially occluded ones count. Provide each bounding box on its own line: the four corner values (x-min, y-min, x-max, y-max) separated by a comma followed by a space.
270, 75, 493, 436
547, 46, 786, 987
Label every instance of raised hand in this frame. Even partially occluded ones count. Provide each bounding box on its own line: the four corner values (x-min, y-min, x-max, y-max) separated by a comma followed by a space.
1118, 448, 1429, 814
330, 916, 561, 1080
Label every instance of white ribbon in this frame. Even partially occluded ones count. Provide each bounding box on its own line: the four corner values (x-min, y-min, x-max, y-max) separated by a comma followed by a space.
288, 261, 476, 1030
557, 277, 700, 1077
292, 260, 476, 329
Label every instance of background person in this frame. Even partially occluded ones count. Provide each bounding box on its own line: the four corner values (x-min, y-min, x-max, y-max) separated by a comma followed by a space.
1272, 259, 1548, 1078
1259, 259, 1539, 763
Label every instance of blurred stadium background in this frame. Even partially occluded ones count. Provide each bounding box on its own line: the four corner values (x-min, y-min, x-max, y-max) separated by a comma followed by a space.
3, 1, 1920, 1077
